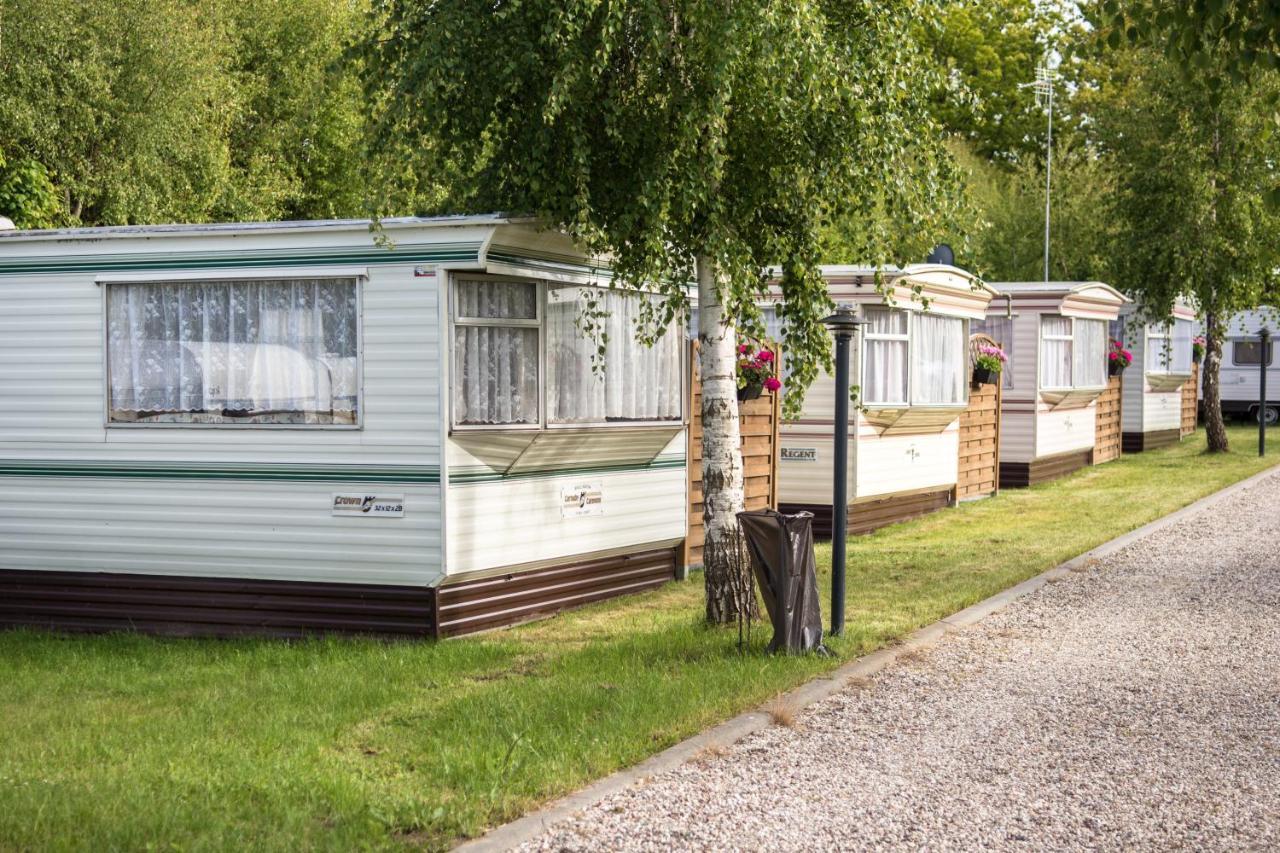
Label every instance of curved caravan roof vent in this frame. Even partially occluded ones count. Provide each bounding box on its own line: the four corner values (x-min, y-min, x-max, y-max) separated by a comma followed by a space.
926, 243, 955, 265
0, 216, 15, 231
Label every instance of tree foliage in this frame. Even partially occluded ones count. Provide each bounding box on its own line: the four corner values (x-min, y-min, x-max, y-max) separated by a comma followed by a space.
1102, 0, 1280, 80
366, 0, 959, 418
1085, 38, 1280, 450
0, 0, 382, 226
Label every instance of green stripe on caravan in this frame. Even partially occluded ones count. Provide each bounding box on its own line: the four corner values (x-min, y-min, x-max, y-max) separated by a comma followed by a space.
0, 462, 442, 484
0, 243, 484, 276
448, 455, 686, 484
0, 456, 685, 484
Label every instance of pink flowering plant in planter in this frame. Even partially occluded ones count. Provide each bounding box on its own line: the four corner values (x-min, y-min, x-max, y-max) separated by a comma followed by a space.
736, 344, 781, 401
1192, 335, 1206, 362
972, 343, 1007, 385
1108, 339, 1133, 375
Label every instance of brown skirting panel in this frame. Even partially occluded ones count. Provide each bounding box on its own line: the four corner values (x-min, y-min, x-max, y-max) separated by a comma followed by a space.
1122, 429, 1181, 454
436, 546, 677, 637
1000, 448, 1093, 488
0, 569, 436, 639
780, 488, 953, 540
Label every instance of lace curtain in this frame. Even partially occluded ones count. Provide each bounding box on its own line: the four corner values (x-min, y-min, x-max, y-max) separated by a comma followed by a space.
107, 279, 359, 424
1074, 319, 1106, 387
546, 287, 683, 423
911, 313, 965, 405
1041, 315, 1073, 388
863, 308, 908, 405
452, 280, 540, 425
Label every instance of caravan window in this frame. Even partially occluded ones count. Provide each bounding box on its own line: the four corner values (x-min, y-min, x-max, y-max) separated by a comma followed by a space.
862, 308, 909, 405
106, 278, 360, 426
1041, 315, 1106, 390
863, 308, 965, 407
1148, 319, 1194, 375
451, 277, 684, 429
452, 279, 541, 426
1233, 340, 1273, 366
546, 287, 683, 424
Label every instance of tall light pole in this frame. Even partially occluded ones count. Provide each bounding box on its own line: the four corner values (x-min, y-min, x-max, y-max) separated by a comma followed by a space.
819, 305, 867, 636
1020, 60, 1059, 283
1258, 327, 1270, 457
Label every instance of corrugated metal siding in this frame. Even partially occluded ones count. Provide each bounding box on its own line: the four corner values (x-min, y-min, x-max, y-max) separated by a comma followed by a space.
0, 477, 441, 585
855, 422, 959, 500
445, 464, 686, 576
1035, 404, 1097, 457
0, 263, 444, 586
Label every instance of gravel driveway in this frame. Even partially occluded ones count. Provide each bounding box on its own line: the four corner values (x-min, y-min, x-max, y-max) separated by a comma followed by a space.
523, 473, 1280, 852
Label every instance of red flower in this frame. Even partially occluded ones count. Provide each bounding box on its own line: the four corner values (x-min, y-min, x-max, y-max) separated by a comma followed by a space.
757, 349, 775, 363
737, 343, 751, 354
764, 376, 782, 391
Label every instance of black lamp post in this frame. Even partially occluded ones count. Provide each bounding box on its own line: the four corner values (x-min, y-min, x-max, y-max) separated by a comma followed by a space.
819, 304, 868, 636
1259, 327, 1271, 457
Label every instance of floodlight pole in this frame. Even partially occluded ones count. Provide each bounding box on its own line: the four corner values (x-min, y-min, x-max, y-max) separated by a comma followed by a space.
1259, 327, 1270, 457
1043, 80, 1053, 283
820, 305, 867, 637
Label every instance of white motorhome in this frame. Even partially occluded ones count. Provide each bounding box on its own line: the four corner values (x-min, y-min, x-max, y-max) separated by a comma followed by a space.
1204, 308, 1280, 424
1116, 296, 1197, 451
980, 282, 1129, 487
0, 216, 690, 638
767, 265, 996, 537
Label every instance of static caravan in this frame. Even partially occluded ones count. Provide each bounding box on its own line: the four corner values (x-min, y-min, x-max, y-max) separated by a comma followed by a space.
0, 216, 689, 638
1207, 308, 1280, 424
980, 282, 1129, 487
768, 265, 996, 537
1116, 297, 1197, 451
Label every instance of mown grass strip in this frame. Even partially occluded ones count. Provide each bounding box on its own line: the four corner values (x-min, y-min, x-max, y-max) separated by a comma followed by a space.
0, 426, 1274, 852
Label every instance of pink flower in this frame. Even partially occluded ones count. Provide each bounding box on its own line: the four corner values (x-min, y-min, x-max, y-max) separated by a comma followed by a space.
1109, 352, 1118, 360
1122, 349, 1132, 360
737, 343, 751, 354
757, 349, 775, 363
764, 376, 782, 391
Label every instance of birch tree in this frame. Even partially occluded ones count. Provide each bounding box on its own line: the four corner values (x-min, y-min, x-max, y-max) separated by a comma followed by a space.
1086, 41, 1280, 452
365, 0, 959, 622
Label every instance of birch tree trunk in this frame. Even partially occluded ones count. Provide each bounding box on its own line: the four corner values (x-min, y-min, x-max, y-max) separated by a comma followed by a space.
1202, 310, 1229, 453
696, 253, 747, 624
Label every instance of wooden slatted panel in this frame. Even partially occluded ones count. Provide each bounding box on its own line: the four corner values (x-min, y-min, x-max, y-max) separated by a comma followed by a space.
1000, 448, 1093, 488
0, 569, 436, 639
1182, 363, 1199, 436
684, 340, 781, 569
1093, 374, 1123, 464
958, 334, 1003, 500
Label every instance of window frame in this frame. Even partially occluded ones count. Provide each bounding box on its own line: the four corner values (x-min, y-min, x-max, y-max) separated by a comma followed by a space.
1232, 339, 1274, 367
100, 273, 365, 430
861, 306, 968, 410
449, 274, 687, 432
1146, 318, 1194, 376
1039, 314, 1108, 392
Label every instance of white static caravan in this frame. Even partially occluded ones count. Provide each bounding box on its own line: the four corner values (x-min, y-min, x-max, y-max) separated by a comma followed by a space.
0, 216, 689, 638
980, 282, 1129, 487
1116, 297, 1197, 452
770, 265, 996, 537
1206, 308, 1280, 424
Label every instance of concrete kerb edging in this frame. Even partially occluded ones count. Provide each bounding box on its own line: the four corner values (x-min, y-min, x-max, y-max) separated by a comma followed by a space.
454, 462, 1280, 853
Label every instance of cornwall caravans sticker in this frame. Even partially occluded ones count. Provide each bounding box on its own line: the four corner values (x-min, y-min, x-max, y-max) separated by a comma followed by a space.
560, 482, 604, 518
331, 494, 406, 518
781, 447, 819, 463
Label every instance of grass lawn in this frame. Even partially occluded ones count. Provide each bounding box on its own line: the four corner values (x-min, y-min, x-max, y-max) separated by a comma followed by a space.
1, 425, 1276, 851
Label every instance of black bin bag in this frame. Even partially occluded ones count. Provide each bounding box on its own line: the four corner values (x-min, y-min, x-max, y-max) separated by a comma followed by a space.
736, 509, 825, 654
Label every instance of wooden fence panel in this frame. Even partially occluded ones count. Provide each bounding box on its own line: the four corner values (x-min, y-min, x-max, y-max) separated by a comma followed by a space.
1181, 363, 1199, 436
684, 340, 781, 570
958, 334, 1002, 500
1094, 374, 1123, 464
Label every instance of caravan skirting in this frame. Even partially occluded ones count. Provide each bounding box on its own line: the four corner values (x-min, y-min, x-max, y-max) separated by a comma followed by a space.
1121, 429, 1181, 453
780, 488, 954, 540
999, 448, 1093, 488
0, 544, 680, 640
